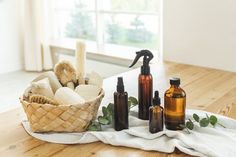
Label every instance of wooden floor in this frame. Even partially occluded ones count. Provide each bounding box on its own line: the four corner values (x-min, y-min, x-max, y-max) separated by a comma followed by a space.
0, 61, 236, 157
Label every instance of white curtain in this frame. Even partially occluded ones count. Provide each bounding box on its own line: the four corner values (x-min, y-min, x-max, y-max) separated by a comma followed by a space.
23, 0, 53, 71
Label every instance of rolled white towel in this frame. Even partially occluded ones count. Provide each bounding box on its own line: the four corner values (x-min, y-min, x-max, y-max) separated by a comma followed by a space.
54, 87, 85, 106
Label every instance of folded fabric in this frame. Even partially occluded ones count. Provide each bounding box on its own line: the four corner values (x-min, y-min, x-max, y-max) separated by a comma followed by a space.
22, 108, 236, 157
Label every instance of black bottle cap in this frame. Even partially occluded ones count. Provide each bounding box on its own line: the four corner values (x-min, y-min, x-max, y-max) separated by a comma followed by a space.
170, 77, 180, 86
117, 77, 124, 93
153, 91, 161, 105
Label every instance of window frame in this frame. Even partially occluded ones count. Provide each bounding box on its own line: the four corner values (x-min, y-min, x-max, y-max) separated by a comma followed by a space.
52, 0, 160, 60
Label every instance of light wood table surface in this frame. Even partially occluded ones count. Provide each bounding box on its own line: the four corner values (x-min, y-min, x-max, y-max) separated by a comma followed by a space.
1, 61, 236, 157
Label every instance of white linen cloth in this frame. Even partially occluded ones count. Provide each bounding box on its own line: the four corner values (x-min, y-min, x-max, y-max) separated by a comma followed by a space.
22, 108, 236, 157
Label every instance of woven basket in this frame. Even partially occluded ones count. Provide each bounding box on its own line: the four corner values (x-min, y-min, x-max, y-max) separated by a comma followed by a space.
20, 89, 105, 133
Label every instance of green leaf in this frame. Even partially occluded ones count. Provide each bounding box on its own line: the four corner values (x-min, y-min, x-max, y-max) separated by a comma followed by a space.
186, 121, 194, 130
108, 114, 113, 124
107, 103, 114, 124
193, 113, 200, 122
128, 100, 132, 107
98, 116, 109, 125
107, 103, 114, 114
129, 96, 138, 105
87, 121, 102, 131
102, 106, 108, 117
87, 125, 99, 131
179, 124, 186, 129
199, 118, 210, 127
209, 115, 217, 126
128, 100, 132, 111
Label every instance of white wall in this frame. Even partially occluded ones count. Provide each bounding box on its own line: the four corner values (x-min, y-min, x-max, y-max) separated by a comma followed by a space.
0, 0, 24, 74
163, 0, 236, 72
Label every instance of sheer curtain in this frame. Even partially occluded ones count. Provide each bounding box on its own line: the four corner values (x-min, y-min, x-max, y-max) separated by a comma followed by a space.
23, 0, 54, 71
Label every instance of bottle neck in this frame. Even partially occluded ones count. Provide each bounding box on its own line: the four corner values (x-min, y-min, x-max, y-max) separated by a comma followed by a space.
141, 65, 150, 75
153, 103, 160, 106
117, 86, 124, 93
170, 85, 180, 88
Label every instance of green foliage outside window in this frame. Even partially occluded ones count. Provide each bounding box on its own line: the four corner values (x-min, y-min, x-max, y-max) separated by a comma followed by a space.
65, 1, 158, 49
65, 2, 96, 41
106, 16, 157, 49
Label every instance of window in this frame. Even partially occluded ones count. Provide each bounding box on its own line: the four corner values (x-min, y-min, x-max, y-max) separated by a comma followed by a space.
52, 0, 160, 59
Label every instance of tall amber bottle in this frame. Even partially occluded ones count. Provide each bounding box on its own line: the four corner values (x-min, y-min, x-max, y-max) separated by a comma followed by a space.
129, 50, 154, 120
164, 78, 186, 130
114, 77, 129, 131
139, 74, 153, 119
149, 91, 163, 133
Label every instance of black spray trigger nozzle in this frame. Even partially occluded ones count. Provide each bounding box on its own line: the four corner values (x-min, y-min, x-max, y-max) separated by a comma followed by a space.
129, 50, 153, 68
129, 50, 154, 75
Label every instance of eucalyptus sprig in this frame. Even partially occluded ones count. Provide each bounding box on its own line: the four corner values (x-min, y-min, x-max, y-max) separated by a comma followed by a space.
181, 113, 226, 133
87, 96, 138, 131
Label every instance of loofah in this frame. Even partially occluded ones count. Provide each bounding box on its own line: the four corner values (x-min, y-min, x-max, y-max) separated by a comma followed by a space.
75, 41, 86, 84
54, 60, 77, 90
29, 94, 59, 106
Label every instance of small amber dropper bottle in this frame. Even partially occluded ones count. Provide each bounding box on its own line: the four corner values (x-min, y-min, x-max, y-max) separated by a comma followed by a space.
149, 91, 163, 133
114, 77, 129, 131
164, 78, 186, 130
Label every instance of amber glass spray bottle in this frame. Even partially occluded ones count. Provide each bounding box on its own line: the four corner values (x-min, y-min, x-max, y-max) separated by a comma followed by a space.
164, 78, 186, 130
114, 77, 129, 131
149, 90, 163, 133
129, 50, 154, 120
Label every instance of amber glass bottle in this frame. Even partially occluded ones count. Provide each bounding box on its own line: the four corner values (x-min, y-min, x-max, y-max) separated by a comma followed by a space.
139, 73, 153, 120
149, 91, 163, 133
114, 77, 129, 131
164, 78, 186, 130
129, 50, 154, 120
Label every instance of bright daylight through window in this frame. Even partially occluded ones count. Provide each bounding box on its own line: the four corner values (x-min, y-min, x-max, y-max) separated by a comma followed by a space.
53, 0, 160, 59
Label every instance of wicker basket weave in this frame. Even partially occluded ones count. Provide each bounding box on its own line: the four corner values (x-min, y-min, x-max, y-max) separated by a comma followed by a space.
20, 89, 105, 132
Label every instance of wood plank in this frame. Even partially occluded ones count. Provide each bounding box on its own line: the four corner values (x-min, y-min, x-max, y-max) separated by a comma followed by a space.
204, 87, 236, 118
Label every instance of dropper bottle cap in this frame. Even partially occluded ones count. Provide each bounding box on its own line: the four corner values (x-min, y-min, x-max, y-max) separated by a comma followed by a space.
117, 77, 124, 93
153, 91, 161, 105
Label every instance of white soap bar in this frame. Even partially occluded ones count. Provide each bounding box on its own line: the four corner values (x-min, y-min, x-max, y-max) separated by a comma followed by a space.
75, 85, 101, 101
88, 71, 103, 88
54, 87, 85, 106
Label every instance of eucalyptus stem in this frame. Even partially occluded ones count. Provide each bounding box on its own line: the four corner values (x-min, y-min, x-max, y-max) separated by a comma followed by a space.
87, 96, 138, 131
217, 122, 226, 128
182, 113, 226, 132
